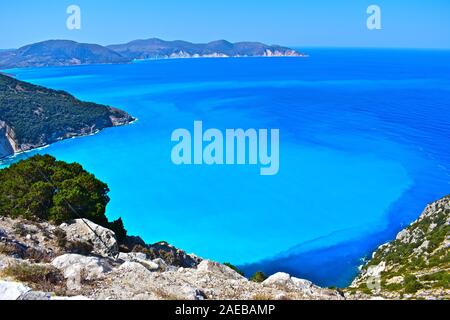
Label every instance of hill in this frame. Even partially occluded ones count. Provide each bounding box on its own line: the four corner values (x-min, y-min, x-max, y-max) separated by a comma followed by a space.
0, 74, 134, 159
348, 196, 449, 299
108, 38, 304, 59
0, 40, 129, 69
0, 39, 305, 69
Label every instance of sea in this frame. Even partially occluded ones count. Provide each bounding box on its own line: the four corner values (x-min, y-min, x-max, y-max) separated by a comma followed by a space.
2, 48, 450, 287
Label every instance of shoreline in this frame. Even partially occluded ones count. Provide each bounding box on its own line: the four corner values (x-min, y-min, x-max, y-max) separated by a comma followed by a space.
0, 117, 138, 164
1, 54, 308, 72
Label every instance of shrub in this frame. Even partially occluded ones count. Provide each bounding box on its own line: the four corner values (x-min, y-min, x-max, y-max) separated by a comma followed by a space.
108, 218, 127, 244
404, 274, 423, 294
1, 262, 65, 292
0, 155, 129, 245
250, 271, 268, 283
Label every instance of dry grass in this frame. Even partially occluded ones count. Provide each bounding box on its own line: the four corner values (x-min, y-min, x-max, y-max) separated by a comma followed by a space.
153, 287, 183, 300
251, 293, 275, 300
1, 262, 66, 294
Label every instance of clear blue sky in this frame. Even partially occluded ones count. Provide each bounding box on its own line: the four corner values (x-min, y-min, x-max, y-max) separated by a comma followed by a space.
1, 0, 449, 49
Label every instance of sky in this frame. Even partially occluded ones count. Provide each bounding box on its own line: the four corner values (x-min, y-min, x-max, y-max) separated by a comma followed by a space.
1, 0, 449, 49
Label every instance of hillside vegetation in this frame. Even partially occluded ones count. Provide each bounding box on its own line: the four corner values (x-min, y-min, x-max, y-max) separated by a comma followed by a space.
0, 74, 133, 157
349, 196, 450, 299
0, 155, 126, 240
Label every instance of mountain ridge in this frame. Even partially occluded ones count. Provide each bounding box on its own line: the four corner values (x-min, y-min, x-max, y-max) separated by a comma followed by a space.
108, 38, 305, 60
0, 39, 305, 69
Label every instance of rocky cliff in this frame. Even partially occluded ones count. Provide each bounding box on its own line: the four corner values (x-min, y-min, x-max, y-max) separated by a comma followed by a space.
0, 121, 18, 159
108, 38, 305, 60
348, 196, 449, 299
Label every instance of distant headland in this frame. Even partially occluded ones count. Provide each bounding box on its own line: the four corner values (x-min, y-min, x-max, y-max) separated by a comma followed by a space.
0, 38, 306, 70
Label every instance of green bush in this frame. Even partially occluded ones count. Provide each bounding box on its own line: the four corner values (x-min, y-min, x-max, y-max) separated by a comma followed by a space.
404, 274, 423, 294
250, 271, 268, 283
0, 155, 128, 243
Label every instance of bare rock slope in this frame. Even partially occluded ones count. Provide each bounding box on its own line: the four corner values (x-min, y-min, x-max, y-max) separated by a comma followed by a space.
0, 217, 343, 300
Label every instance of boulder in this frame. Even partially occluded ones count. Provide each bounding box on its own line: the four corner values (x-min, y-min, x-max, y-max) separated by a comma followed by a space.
118, 252, 160, 271
263, 272, 344, 299
118, 252, 147, 262
118, 261, 152, 274
60, 219, 118, 257
197, 260, 245, 280
51, 254, 112, 290
263, 273, 318, 293
0, 281, 31, 300
18, 291, 52, 300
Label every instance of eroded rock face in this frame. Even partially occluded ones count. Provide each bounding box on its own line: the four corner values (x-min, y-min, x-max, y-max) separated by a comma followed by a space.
60, 219, 118, 257
0, 121, 16, 159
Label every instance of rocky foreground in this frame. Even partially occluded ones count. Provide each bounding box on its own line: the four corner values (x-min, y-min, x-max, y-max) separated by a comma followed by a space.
1, 196, 448, 300
0, 217, 343, 300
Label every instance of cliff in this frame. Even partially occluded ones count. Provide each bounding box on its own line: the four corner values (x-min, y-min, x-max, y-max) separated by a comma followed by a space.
348, 196, 449, 299
108, 38, 305, 60
0, 74, 134, 159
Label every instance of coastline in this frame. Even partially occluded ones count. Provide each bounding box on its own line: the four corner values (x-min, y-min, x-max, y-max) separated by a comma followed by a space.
0, 117, 138, 164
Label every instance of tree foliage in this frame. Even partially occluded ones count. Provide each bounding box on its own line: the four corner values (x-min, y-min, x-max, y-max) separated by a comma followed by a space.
0, 155, 127, 241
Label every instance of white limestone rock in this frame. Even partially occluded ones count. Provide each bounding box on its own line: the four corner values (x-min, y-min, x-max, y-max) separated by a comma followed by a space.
51, 254, 112, 290
60, 219, 118, 257
0, 281, 31, 300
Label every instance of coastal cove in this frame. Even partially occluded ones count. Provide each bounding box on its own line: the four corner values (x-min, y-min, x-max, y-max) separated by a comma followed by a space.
1, 48, 449, 287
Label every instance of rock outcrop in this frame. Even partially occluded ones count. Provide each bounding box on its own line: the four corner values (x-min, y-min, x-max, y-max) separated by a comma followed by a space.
0, 121, 17, 159
0, 216, 341, 300
60, 220, 119, 257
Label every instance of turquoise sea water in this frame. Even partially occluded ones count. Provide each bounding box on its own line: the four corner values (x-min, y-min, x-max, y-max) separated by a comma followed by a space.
2, 49, 450, 286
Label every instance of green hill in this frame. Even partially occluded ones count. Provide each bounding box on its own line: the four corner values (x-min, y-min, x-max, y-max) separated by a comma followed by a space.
0, 74, 134, 158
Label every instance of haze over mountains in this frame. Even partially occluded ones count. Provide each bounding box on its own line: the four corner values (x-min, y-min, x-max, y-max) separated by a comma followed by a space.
0, 39, 304, 69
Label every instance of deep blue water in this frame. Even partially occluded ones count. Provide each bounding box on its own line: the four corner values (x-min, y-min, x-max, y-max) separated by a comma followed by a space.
2, 49, 450, 287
